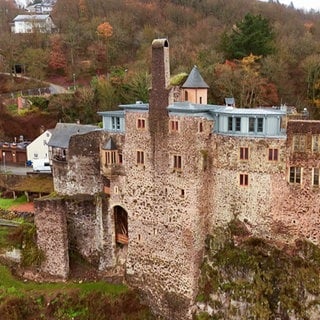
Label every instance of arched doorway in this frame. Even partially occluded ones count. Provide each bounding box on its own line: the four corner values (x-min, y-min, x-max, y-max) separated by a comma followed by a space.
114, 206, 128, 245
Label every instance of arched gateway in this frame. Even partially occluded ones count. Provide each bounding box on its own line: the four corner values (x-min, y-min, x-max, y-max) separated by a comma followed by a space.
113, 206, 128, 245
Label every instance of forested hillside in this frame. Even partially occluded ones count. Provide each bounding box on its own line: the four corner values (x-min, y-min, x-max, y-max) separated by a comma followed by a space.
1, 0, 320, 121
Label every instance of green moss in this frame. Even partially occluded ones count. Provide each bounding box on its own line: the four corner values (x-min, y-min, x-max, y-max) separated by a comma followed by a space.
170, 73, 188, 86
197, 228, 320, 319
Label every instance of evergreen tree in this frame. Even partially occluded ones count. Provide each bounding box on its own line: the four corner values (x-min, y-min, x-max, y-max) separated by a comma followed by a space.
222, 13, 275, 60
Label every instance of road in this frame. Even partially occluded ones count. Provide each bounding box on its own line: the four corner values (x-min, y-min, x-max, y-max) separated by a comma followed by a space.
0, 164, 33, 175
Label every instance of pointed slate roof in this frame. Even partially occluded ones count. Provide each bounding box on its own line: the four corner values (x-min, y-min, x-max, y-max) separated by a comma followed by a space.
102, 138, 117, 150
182, 65, 209, 89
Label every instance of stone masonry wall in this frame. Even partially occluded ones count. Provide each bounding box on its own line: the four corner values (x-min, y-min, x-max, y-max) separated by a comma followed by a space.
34, 198, 69, 279
53, 130, 107, 195
116, 111, 214, 319
35, 193, 114, 277
269, 121, 320, 244
211, 135, 287, 236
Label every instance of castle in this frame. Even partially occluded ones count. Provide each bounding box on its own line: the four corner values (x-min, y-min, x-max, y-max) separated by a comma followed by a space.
34, 39, 320, 319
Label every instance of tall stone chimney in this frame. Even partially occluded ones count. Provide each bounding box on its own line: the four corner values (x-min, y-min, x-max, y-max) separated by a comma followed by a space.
148, 38, 172, 174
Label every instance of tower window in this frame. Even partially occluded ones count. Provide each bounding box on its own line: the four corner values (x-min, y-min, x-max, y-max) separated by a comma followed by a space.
268, 148, 278, 161
289, 167, 301, 184
173, 155, 182, 170
240, 173, 249, 186
312, 135, 320, 153
170, 120, 179, 132
240, 147, 249, 160
293, 135, 305, 152
105, 150, 118, 165
313, 168, 319, 186
137, 118, 146, 129
137, 150, 145, 165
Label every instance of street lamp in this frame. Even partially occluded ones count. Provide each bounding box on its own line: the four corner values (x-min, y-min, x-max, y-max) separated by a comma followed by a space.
2, 152, 5, 172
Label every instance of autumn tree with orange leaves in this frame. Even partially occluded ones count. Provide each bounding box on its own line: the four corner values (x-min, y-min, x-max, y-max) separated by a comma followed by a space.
96, 22, 113, 70
214, 54, 279, 107
48, 35, 67, 75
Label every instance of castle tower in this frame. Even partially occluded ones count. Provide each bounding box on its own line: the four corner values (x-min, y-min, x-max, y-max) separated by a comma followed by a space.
182, 65, 209, 104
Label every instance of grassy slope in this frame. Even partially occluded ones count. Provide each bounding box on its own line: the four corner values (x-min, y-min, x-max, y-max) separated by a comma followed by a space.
0, 198, 154, 320
0, 264, 153, 320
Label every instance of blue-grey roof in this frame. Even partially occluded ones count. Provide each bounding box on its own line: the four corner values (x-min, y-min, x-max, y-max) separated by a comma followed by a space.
97, 110, 125, 117
215, 106, 286, 116
182, 66, 209, 89
168, 102, 286, 117
48, 123, 99, 148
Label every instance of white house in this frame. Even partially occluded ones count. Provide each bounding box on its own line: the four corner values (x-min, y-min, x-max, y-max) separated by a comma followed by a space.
26, 129, 52, 164
11, 14, 56, 33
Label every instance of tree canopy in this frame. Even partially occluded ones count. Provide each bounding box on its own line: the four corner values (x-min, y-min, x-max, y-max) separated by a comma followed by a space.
222, 13, 275, 60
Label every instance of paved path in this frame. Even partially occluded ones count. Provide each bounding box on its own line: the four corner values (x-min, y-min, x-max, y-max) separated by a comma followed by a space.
0, 164, 33, 175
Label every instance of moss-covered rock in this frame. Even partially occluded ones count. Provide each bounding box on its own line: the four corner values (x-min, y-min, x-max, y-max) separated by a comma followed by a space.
195, 221, 320, 319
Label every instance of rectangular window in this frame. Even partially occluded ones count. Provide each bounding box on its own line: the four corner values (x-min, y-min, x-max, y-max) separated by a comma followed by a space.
111, 117, 121, 130
313, 168, 319, 186
240, 147, 249, 160
137, 151, 144, 165
268, 148, 278, 161
249, 117, 255, 132
240, 173, 249, 186
173, 155, 182, 170
170, 120, 179, 132
293, 135, 305, 152
198, 122, 203, 132
105, 150, 118, 165
235, 117, 241, 132
137, 118, 146, 129
289, 167, 301, 184
312, 135, 320, 153
228, 117, 233, 131
257, 118, 264, 132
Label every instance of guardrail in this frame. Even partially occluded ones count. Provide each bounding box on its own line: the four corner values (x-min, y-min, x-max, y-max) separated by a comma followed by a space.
0, 218, 21, 227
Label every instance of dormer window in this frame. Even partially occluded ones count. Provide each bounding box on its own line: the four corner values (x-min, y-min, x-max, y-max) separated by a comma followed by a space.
111, 117, 121, 130
248, 117, 264, 134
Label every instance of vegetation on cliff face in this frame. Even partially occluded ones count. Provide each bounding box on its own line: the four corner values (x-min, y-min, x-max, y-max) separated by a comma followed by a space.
195, 220, 320, 319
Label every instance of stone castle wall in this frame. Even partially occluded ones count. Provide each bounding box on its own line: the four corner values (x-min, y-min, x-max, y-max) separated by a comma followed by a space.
35, 117, 320, 319
114, 112, 214, 319
35, 198, 69, 279
35, 193, 114, 277
53, 130, 107, 195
